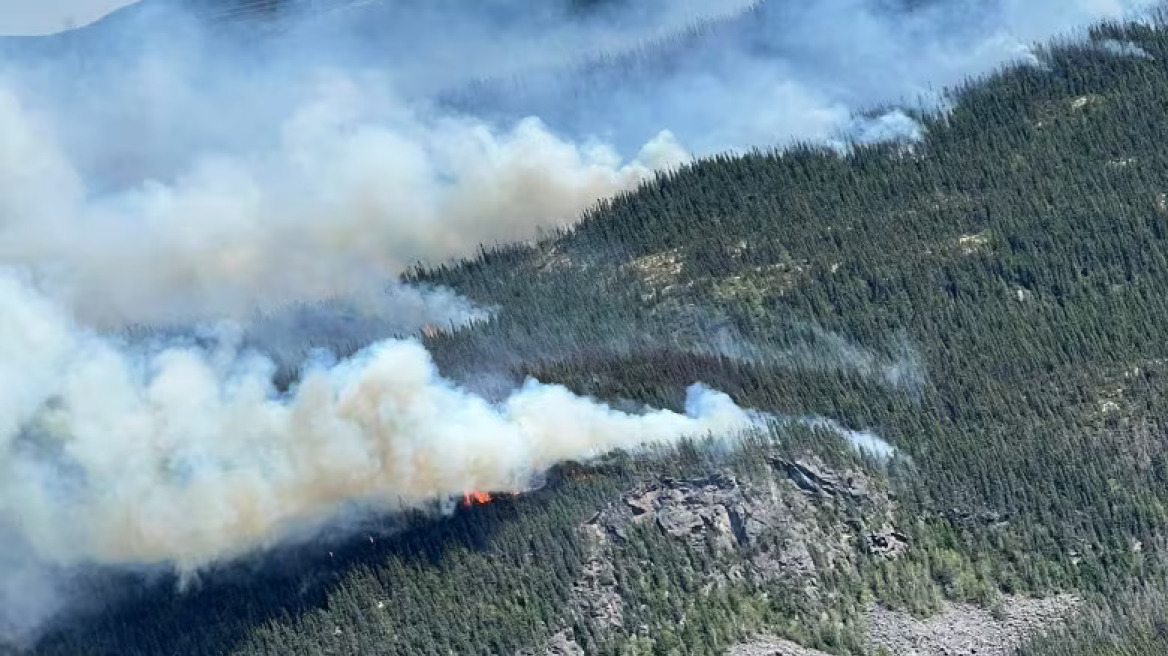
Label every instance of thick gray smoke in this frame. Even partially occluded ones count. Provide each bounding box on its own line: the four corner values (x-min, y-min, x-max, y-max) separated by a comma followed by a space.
444, 0, 1157, 153
0, 270, 767, 641
0, 0, 1152, 328
0, 0, 1155, 642
0, 0, 1152, 332
0, 75, 686, 327
0, 274, 766, 571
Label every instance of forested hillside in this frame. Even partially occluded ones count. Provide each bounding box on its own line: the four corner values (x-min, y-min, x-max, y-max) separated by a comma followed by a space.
19, 10, 1168, 656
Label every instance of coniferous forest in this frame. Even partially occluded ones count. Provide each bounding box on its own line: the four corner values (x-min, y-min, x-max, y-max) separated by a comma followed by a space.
18, 8, 1168, 656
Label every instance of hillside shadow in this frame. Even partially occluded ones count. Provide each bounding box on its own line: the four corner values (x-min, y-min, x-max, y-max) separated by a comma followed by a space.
31, 493, 530, 656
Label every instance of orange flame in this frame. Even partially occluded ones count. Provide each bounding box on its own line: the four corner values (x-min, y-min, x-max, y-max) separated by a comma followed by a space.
463, 491, 492, 506
422, 324, 439, 338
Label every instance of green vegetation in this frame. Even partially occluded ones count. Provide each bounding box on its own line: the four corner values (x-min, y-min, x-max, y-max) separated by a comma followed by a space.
1015, 589, 1168, 656
421, 13, 1168, 651
25, 13, 1168, 656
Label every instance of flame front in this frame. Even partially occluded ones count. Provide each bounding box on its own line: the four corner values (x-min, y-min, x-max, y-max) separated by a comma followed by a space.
463, 491, 492, 506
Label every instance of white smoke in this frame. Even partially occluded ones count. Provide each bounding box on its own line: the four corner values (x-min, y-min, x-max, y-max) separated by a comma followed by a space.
0, 73, 687, 328
0, 0, 1157, 641
0, 0, 1153, 330
447, 0, 1155, 154
0, 272, 763, 573
796, 417, 898, 463
1096, 37, 1154, 57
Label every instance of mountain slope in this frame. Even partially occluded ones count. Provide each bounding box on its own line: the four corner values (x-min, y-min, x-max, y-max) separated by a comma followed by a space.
12, 8, 1168, 656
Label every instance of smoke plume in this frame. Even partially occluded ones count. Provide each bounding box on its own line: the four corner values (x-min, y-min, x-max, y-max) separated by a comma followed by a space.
0, 0, 1157, 641
0, 74, 686, 327
0, 270, 764, 568
444, 0, 1158, 153
0, 0, 1152, 328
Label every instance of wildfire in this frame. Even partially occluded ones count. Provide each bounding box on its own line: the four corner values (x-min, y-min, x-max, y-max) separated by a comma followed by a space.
422, 324, 439, 338
463, 491, 492, 506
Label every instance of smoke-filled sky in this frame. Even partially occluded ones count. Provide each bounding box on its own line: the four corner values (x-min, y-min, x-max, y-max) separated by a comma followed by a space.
0, 0, 1158, 642
0, 0, 135, 35
0, 0, 1152, 328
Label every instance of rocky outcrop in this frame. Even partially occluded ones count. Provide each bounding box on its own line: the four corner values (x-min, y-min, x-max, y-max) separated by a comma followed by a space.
517, 629, 584, 656
732, 594, 1081, 656
618, 473, 752, 553
594, 456, 899, 581
524, 456, 1080, 656
865, 594, 1080, 656
519, 520, 622, 656
767, 457, 871, 500
524, 456, 905, 655
729, 636, 840, 656
865, 525, 911, 559
573, 523, 623, 630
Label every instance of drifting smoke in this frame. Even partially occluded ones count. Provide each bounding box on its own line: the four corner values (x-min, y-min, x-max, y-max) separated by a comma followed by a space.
0, 0, 1157, 642
0, 75, 686, 327
434, 311, 926, 401
0, 269, 765, 574
792, 417, 898, 462
445, 0, 1159, 153
0, 0, 1153, 328
1095, 37, 1154, 57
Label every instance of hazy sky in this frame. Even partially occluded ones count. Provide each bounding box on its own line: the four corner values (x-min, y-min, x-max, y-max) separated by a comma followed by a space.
0, 0, 136, 36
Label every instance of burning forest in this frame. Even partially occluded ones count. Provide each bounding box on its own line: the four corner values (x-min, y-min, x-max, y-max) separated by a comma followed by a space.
0, 0, 1164, 653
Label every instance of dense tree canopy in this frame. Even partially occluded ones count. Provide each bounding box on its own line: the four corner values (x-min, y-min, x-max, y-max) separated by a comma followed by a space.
18, 13, 1168, 656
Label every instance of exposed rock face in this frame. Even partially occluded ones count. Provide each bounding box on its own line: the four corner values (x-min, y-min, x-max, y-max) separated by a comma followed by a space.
768, 457, 870, 500
523, 456, 1079, 656
729, 635, 843, 656
525, 457, 892, 655
620, 473, 750, 553
517, 629, 584, 656
733, 592, 1079, 653
529, 459, 895, 654
731, 594, 1081, 656
573, 523, 623, 630
865, 525, 910, 559
591, 456, 898, 589
865, 594, 1080, 656
518, 519, 623, 655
